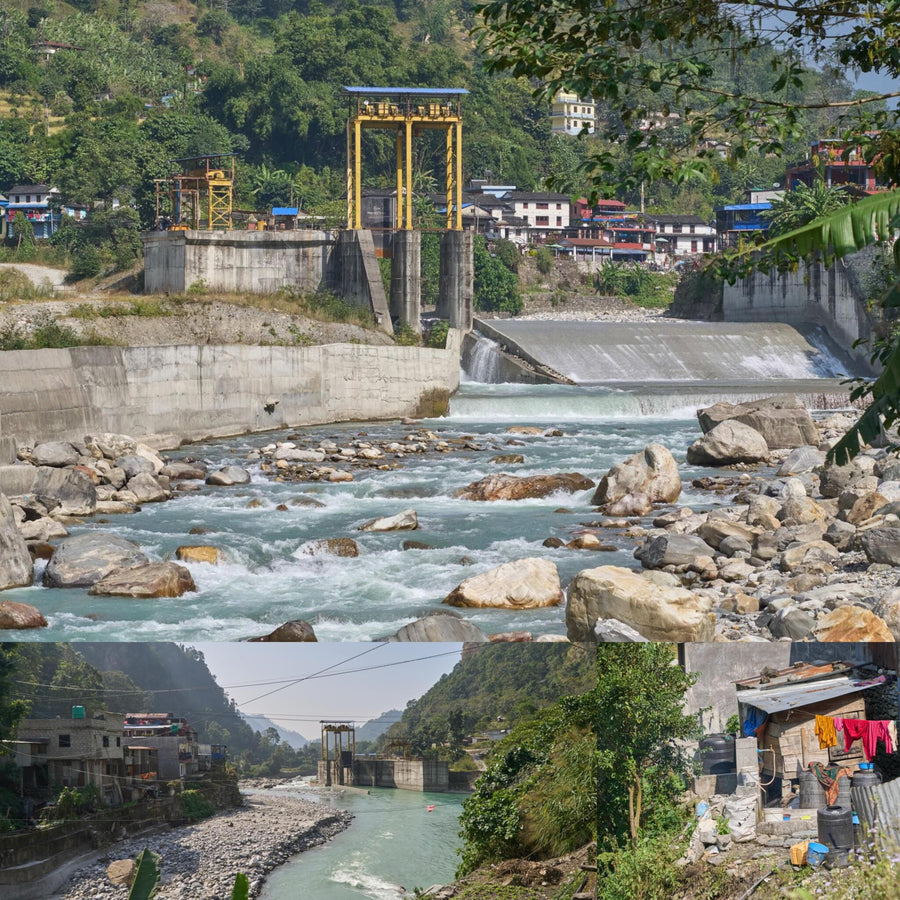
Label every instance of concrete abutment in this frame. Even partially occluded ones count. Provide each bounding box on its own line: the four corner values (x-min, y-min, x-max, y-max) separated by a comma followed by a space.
390, 230, 422, 333
438, 229, 474, 332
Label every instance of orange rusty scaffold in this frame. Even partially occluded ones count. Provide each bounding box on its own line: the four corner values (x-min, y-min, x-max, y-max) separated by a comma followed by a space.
154, 153, 236, 231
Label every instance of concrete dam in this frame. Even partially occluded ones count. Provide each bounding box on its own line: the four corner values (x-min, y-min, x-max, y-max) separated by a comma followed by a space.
470, 319, 861, 384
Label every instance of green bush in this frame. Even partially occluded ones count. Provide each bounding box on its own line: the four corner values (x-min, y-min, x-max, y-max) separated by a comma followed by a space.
424, 319, 449, 348
494, 239, 520, 273
70, 244, 102, 280
535, 246, 554, 275
180, 790, 215, 822
473, 235, 522, 315
394, 323, 420, 345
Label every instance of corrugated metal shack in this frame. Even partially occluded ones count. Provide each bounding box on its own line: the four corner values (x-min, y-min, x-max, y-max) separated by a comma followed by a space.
736, 662, 887, 782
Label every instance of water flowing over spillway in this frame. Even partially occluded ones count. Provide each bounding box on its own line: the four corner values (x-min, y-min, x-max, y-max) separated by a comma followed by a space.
470, 320, 857, 383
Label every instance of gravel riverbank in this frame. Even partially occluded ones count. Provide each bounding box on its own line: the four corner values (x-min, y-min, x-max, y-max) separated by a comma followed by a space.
54, 789, 352, 900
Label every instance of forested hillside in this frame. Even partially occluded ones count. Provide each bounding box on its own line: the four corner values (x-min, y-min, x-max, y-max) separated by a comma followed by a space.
382, 642, 595, 754
0, 0, 863, 228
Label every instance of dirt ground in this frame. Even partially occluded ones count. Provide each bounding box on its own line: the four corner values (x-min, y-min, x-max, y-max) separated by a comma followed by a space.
0, 295, 394, 347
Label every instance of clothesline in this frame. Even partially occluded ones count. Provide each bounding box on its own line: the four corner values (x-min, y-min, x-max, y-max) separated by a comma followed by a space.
815, 714, 898, 761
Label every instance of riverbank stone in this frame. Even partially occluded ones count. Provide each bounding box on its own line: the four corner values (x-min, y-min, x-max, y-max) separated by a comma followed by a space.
249, 620, 318, 641
0, 493, 33, 590
89, 562, 196, 598
384, 611, 489, 642
566, 565, 715, 642
637, 533, 717, 570
456, 472, 594, 501
298, 538, 360, 557
359, 509, 418, 531
697, 397, 818, 449
815, 606, 894, 642
858, 527, 900, 565
206, 466, 251, 486
32, 441, 80, 468
444, 558, 563, 609
44, 532, 148, 588
176, 545, 221, 564
591, 443, 681, 507
686, 420, 770, 466
0, 600, 46, 628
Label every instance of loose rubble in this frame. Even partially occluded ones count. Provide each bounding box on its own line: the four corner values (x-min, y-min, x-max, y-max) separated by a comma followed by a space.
55, 789, 351, 900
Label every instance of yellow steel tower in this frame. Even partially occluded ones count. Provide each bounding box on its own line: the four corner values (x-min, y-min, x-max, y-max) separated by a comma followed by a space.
344, 87, 467, 232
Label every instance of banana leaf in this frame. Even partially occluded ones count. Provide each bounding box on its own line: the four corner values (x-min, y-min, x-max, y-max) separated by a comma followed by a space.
127, 849, 161, 900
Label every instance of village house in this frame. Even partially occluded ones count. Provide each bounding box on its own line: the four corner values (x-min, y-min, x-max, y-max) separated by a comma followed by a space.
786, 139, 888, 194
648, 214, 716, 257
123, 712, 200, 780
5, 185, 88, 240
12, 710, 128, 807
550, 90, 595, 135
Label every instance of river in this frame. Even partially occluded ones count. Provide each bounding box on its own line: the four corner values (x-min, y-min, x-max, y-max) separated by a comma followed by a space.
0, 323, 857, 643
259, 784, 464, 900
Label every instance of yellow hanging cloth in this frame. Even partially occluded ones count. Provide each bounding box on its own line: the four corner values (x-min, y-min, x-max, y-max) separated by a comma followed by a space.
815, 715, 837, 750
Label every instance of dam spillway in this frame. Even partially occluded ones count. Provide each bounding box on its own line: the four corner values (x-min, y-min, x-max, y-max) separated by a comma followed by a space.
477, 319, 860, 384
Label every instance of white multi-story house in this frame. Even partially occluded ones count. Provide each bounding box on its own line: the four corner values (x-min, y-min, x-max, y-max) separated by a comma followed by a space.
648, 214, 716, 257
550, 91, 595, 135
505, 191, 571, 240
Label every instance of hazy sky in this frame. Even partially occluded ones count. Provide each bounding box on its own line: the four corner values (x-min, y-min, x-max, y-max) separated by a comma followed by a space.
189, 643, 463, 738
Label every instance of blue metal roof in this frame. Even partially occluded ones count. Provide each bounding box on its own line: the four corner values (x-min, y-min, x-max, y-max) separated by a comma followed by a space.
272, 207, 299, 216
344, 86, 468, 95
720, 203, 773, 211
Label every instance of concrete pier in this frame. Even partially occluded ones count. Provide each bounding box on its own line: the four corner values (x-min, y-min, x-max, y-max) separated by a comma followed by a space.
317, 757, 450, 792
438, 230, 474, 332
389, 231, 422, 333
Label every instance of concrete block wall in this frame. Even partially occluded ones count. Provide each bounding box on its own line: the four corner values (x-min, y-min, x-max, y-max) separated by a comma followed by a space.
0, 335, 461, 463
721, 258, 876, 373
142, 230, 336, 296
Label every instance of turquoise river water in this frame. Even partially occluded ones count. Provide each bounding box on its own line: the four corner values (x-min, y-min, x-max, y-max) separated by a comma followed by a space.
0, 378, 848, 642
259, 784, 464, 900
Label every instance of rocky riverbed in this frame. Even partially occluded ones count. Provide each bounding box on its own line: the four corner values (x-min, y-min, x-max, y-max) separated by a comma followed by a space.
54, 789, 352, 900
6, 392, 900, 643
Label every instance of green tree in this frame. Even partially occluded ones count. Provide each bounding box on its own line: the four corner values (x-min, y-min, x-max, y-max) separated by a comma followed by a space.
0, 646, 28, 752
763, 181, 851, 237
473, 235, 521, 314
595, 645, 701, 847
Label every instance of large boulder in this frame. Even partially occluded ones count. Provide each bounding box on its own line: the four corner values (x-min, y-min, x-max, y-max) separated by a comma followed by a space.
89, 562, 196, 598
874, 592, 900, 641
249, 620, 318, 642
384, 612, 490, 642
591, 444, 681, 507
815, 607, 894, 642
360, 510, 418, 532
697, 519, 757, 550
206, 466, 251, 486
697, 397, 818, 449
686, 421, 769, 466
0, 493, 33, 590
637, 533, 717, 570
126, 473, 168, 503
858, 527, 900, 566
114, 454, 156, 480
44, 533, 148, 588
0, 465, 97, 516
566, 566, 715, 642
176, 545, 221, 564
0, 600, 46, 629
298, 538, 360, 557
160, 462, 207, 481
444, 558, 563, 609
31, 442, 80, 468
779, 540, 841, 572
456, 473, 594, 502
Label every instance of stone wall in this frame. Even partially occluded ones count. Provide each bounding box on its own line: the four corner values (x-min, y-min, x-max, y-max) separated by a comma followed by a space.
0, 334, 461, 463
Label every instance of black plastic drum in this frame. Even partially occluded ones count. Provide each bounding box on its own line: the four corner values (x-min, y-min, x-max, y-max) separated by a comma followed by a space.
818, 805, 854, 851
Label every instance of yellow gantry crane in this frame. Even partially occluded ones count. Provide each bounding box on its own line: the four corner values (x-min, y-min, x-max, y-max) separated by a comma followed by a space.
344, 87, 467, 232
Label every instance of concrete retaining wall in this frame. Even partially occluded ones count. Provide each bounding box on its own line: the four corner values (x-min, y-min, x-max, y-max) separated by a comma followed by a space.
0, 333, 461, 463
142, 229, 337, 295
721, 258, 877, 373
